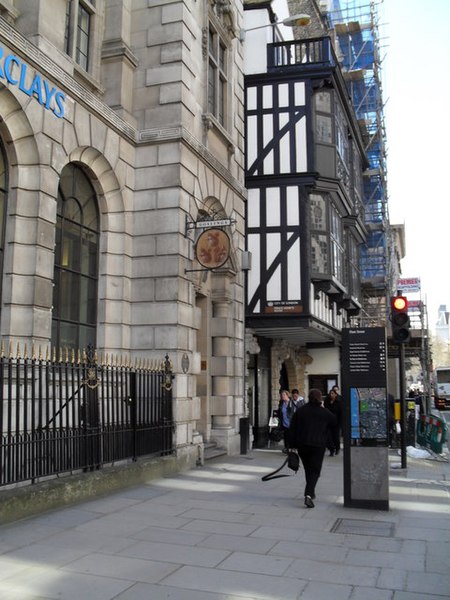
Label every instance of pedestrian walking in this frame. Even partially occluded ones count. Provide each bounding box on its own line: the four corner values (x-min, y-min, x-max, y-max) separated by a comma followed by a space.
288, 388, 336, 508
291, 388, 305, 409
278, 389, 299, 453
324, 388, 342, 455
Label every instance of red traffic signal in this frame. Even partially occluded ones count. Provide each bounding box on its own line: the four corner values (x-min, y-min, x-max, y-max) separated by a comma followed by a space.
392, 296, 407, 311
390, 295, 410, 343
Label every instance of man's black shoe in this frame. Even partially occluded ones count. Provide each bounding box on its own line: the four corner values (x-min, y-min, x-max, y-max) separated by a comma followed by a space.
304, 495, 314, 508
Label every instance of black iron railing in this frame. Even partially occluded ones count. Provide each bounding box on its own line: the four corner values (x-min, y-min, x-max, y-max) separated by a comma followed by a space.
0, 343, 174, 487
267, 36, 336, 70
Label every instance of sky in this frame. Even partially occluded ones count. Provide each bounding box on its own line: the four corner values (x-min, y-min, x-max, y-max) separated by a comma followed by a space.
380, 0, 450, 327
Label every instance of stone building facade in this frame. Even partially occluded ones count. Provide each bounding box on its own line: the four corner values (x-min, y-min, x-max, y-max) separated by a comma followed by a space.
0, 0, 246, 465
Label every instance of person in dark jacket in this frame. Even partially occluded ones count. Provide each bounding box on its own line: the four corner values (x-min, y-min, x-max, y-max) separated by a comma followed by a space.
324, 388, 342, 456
288, 388, 336, 508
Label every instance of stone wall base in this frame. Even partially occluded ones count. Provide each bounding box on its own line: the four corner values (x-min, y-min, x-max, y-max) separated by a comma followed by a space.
0, 446, 199, 525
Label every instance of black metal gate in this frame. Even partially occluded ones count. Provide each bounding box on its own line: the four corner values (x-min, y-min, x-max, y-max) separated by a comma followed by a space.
0, 344, 174, 487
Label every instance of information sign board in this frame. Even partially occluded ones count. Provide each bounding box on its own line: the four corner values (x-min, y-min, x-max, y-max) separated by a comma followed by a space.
342, 327, 389, 510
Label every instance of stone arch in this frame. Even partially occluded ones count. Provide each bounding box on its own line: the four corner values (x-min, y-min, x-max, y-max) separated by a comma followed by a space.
63, 146, 129, 352
0, 86, 40, 177
0, 88, 50, 343
67, 146, 125, 220
271, 340, 313, 404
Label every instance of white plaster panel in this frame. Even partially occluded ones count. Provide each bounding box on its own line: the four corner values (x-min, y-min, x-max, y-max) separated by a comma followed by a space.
267, 264, 281, 302
247, 233, 260, 304
286, 186, 299, 226
266, 232, 280, 269
262, 85, 272, 109
262, 114, 273, 174
278, 83, 289, 108
295, 82, 305, 106
247, 188, 260, 227
266, 188, 280, 226
247, 86, 257, 111
288, 237, 301, 300
296, 116, 307, 172
246, 115, 257, 170
279, 113, 290, 173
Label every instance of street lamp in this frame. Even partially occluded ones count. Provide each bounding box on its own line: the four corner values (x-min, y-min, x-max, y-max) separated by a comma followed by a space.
282, 14, 312, 27
241, 13, 311, 40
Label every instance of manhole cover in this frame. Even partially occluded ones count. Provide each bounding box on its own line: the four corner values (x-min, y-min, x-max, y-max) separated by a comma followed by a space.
331, 518, 394, 537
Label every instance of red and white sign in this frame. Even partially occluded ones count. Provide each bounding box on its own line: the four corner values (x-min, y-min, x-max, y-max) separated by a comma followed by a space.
398, 277, 421, 293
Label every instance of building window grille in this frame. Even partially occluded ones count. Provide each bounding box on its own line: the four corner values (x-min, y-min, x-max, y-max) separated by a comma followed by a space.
52, 164, 99, 352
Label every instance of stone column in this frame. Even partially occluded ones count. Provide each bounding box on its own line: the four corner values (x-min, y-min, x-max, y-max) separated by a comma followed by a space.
210, 272, 239, 451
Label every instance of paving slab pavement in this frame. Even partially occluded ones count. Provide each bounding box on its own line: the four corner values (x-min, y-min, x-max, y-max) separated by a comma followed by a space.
0, 447, 449, 600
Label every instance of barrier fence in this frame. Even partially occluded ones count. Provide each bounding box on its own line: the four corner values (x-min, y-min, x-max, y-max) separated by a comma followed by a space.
416, 414, 448, 454
0, 343, 174, 487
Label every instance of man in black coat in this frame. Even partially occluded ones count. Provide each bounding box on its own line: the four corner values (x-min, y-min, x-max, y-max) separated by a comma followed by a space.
288, 388, 336, 508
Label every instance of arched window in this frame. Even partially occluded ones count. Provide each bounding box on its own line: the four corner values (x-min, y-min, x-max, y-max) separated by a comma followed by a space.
0, 141, 7, 308
52, 164, 99, 351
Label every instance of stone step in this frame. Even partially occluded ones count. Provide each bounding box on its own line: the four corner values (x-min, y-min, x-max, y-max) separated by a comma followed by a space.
204, 442, 227, 461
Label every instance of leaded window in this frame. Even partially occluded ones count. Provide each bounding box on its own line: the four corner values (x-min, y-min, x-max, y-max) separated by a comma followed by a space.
310, 193, 328, 275
330, 203, 344, 282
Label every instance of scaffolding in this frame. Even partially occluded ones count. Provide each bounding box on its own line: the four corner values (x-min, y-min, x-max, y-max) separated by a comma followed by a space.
324, 0, 390, 325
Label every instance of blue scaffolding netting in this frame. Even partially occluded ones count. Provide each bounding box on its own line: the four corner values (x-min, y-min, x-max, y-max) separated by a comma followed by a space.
326, 0, 387, 283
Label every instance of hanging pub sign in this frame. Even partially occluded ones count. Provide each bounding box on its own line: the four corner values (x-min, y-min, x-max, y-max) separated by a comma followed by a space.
194, 228, 230, 269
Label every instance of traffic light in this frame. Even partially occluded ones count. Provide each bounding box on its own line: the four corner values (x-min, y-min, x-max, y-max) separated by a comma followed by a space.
390, 295, 410, 343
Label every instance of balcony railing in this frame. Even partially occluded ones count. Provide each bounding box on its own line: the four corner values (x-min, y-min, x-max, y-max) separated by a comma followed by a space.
267, 36, 337, 70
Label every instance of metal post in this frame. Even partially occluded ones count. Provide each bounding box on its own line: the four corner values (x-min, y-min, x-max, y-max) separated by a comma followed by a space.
129, 371, 137, 461
399, 343, 407, 469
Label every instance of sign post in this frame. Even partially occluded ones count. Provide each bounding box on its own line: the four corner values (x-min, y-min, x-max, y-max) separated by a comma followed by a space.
342, 327, 389, 510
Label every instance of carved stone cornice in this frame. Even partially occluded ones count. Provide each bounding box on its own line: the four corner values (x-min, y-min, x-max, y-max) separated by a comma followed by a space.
208, 0, 238, 39
140, 126, 246, 199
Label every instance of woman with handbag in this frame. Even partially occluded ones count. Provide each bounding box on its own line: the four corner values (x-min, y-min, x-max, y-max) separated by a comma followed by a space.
288, 388, 336, 508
